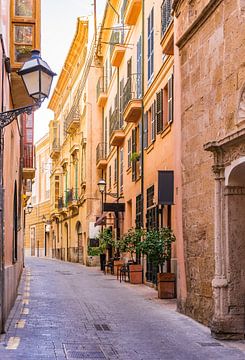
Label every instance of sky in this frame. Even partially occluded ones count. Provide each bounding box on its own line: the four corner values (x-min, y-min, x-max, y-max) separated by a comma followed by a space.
34, 0, 106, 142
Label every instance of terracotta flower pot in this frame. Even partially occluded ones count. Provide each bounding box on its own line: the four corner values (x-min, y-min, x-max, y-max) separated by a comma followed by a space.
129, 264, 143, 284
157, 273, 176, 299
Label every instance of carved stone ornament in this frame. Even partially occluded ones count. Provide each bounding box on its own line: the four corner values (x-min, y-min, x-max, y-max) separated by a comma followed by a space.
238, 88, 245, 121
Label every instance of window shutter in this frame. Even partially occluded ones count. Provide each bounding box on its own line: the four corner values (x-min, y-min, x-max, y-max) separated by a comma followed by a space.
127, 137, 132, 168
132, 128, 136, 182
143, 112, 148, 149
156, 89, 163, 133
120, 78, 124, 128
168, 73, 174, 123
151, 101, 156, 141
137, 36, 142, 98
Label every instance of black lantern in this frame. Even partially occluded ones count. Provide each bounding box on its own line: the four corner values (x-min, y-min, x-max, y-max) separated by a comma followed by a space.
18, 49, 56, 103
97, 179, 106, 193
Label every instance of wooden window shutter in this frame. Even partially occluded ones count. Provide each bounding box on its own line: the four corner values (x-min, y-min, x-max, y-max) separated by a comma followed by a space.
127, 137, 132, 168
132, 128, 136, 182
156, 89, 163, 133
120, 78, 124, 128
143, 112, 148, 149
168, 74, 174, 123
151, 101, 156, 142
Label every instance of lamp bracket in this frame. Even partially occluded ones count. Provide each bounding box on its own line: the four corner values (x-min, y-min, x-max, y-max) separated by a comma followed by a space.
0, 102, 41, 128
105, 192, 123, 199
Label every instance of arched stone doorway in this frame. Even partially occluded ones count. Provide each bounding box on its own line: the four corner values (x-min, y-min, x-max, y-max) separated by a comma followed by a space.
76, 221, 83, 264
205, 131, 245, 339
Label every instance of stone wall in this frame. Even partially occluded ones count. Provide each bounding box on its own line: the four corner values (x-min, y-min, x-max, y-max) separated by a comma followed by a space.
175, 0, 245, 325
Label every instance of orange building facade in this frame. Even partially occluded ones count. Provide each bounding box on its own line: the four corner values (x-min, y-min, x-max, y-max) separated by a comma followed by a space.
0, 0, 40, 332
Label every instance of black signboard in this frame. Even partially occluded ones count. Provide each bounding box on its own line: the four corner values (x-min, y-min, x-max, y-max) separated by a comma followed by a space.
103, 202, 125, 212
158, 170, 174, 205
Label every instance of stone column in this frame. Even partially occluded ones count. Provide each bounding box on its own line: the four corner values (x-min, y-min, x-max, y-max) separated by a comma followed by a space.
210, 164, 230, 339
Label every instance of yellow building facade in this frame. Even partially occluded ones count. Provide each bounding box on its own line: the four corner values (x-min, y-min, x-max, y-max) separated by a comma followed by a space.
48, 19, 103, 265
25, 133, 51, 257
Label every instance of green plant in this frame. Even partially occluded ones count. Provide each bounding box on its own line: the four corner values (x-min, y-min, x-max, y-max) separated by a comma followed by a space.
97, 228, 114, 254
87, 246, 100, 256
130, 152, 140, 162
140, 228, 176, 273
119, 228, 145, 261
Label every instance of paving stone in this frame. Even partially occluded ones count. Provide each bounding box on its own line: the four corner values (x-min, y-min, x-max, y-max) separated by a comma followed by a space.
0, 257, 244, 360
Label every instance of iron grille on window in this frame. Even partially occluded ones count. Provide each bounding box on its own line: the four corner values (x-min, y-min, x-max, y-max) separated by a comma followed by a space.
161, 0, 172, 38
146, 207, 159, 230
136, 194, 143, 229
147, 185, 154, 208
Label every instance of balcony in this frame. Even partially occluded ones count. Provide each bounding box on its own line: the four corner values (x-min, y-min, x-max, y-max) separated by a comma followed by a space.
67, 188, 79, 208
111, 44, 126, 67
96, 76, 108, 107
96, 142, 107, 169
50, 138, 60, 159
23, 144, 35, 180
123, 74, 142, 123
110, 30, 125, 67
58, 195, 68, 215
110, 109, 125, 146
64, 107, 80, 134
124, 0, 142, 25
160, 0, 174, 55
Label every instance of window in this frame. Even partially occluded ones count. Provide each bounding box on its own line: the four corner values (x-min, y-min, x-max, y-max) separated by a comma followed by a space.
120, 148, 124, 194
127, 137, 132, 169
147, 185, 154, 208
15, 0, 33, 17
161, 0, 172, 38
11, 0, 40, 67
14, 24, 33, 62
136, 194, 143, 229
156, 89, 163, 133
146, 185, 158, 230
136, 36, 142, 98
147, 8, 154, 83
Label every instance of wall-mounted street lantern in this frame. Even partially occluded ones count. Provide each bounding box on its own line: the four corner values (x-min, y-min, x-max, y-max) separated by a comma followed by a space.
26, 203, 33, 214
97, 178, 119, 199
0, 49, 56, 128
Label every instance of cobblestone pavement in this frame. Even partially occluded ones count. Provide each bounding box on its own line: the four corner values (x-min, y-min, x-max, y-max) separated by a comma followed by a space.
0, 257, 245, 360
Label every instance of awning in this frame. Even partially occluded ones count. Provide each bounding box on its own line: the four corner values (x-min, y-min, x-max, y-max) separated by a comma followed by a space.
94, 214, 107, 227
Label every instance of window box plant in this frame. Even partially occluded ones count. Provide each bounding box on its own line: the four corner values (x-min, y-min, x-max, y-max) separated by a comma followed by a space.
140, 227, 176, 298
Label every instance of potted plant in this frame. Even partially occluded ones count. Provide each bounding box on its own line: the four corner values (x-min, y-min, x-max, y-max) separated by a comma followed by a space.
130, 152, 140, 162
119, 228, 145, 284
87, 246, 100, 267
97, 228, 114, 271
140, 227, 176, 298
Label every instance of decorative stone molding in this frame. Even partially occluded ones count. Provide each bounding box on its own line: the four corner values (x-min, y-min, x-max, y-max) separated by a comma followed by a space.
224, 186, 245, 196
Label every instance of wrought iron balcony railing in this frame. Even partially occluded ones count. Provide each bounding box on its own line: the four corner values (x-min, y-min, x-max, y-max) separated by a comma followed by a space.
96, 76, 107, 101
58, 197, 64, 209
161, 0, 172, 38
110, 108, 121, 137
122, 73, 142, 112
96, 142, 107, 164
23, 144, 34, 168
67, 188, 79, 204
51, 138, 60, 151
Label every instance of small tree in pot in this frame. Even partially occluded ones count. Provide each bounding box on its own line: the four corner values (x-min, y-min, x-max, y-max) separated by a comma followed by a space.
97, 228, 114, 270
140, 227, 176, 298
119, 228, 145, 284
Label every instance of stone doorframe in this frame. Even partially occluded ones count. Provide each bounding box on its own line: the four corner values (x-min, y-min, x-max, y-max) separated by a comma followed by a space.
204, 128, 245, 339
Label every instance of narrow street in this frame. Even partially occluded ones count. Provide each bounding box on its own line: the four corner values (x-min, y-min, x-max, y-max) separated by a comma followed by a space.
0, 258, 244, 360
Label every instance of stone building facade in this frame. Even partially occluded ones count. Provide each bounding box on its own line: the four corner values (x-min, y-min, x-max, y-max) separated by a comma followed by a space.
173, 0, 245, 338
